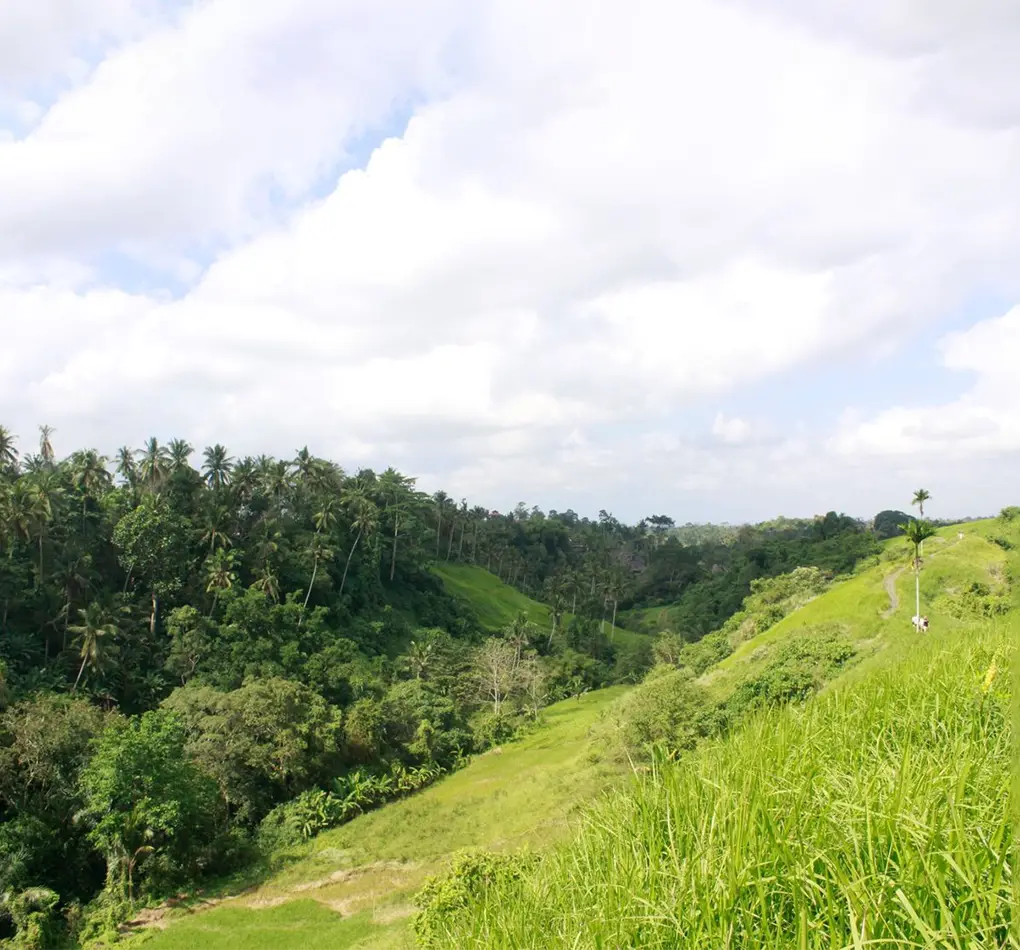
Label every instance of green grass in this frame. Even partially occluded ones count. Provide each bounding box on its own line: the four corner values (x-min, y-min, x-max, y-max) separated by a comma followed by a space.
432, 562, 651, 652
419, 519, 1018, 949
128, 687, 631, 950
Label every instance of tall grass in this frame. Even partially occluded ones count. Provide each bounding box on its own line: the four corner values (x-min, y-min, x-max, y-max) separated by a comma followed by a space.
425, 621, 1015, 948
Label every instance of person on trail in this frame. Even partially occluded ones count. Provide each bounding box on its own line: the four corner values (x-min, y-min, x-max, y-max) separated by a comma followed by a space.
921, 616, 929, 632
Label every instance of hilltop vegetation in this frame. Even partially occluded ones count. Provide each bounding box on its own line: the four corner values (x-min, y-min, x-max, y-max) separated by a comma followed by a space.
415, 516, 1017, 948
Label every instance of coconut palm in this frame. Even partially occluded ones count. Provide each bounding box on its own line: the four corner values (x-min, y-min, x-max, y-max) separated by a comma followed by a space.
251, 566, 280, 603
70, 449, 111, 527
339, 490, 378, 599
137, 438, 171, 493
204, 549, 238, 615
168, 438, 195, 474
202, 444, 234, 490
900, 518, 936, 625
0, 426, 18, 472
38, 425, 55, 466
69, 604, 119, 691
115, 446, 138, 489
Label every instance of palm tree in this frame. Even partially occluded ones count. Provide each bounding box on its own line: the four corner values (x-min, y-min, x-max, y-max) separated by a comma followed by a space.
251, 566, 280, 603
69, 604, 119, 691
378, 468, 413, 582
202, 444, 234, 490
70, 450, 111, 527
0, 426, 18, 473
168, 438, 195, 474
38, 425, 55, 466
911, 489, 931, 518
115, 446, 138, 489
137, 438, 170, 493
433, 490, 449, 557
339, 490, 378, 599
900, 518, 936, 625
204, 549, 238, 615
199, 505, 233, 554
302, 536, 333, 613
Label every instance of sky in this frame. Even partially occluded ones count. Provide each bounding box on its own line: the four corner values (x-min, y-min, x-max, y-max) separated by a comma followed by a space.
2, 0, 1019, 525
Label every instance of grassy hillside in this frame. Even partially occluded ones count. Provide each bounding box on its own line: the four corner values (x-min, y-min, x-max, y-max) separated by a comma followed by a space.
432, 562, 650, 651
419, 519, 1018, 948
126, 687, 630, 950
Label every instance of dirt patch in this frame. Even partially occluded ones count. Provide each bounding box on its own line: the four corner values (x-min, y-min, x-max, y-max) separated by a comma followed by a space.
291, 860, 414, 894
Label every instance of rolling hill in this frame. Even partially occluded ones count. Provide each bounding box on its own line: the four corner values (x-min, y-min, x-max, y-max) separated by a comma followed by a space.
418, 518, 1018, 948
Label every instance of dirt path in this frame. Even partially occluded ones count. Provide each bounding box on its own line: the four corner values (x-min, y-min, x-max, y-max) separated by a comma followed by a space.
882, 568, 905, 619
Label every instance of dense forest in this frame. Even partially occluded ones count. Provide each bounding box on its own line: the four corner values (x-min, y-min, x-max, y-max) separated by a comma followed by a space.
0, 424, 887, 946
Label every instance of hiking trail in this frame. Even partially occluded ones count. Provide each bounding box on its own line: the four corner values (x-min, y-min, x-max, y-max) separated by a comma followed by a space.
882, 567, 905, 618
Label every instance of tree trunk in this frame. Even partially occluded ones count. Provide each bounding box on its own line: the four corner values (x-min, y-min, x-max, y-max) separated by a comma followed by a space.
390, 516, 399, 582
73, 653, 87, 691
457, 521, 466, 560
915, 564, 921, 620
435, 511, 442, 557
611, 599, 618, 640
473, 522, 480, 562
303, 555, 319, 611
150, 592, 158, 635
340, 530, 362, 599
446, 523, 455, 560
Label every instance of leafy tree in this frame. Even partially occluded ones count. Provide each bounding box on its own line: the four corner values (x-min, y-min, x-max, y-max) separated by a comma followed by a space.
873, 509, 910, 540
77, 711, 221, 899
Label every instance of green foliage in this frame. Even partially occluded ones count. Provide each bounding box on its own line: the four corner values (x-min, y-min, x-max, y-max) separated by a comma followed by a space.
77, 710, 223, 899
413, 849, 537, 949
615, 667, 722, 755
163, 678, 345, 825
727, 625, 857, 714
932, 581, 1010, 620
873, 508, 910, 539
999, 505, 1020, 522
0, 887, 60, 950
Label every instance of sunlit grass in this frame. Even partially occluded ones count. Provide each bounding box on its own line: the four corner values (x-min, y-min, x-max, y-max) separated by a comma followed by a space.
426, 617, 1016, 949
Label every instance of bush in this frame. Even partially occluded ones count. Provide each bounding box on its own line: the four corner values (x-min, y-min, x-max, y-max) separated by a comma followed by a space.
933, 582, 1009, 620
728, 625, 856, 715
413, 849, 536, 948
617, 668, 722, 755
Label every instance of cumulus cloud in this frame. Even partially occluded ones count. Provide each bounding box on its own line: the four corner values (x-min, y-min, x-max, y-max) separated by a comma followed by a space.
3, 0, 1020, 520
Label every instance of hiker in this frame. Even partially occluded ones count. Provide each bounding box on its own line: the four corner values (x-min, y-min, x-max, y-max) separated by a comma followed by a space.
921, 616, 929, 632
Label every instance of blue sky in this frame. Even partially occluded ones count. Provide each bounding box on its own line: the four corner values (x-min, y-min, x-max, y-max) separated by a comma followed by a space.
2, 0, 1019, 525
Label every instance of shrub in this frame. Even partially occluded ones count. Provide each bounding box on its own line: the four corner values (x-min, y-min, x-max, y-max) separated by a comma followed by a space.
933, 582, 1009, 620
617, 668, 722, 755
727, 625, 856, 715
413, 849, 536, 948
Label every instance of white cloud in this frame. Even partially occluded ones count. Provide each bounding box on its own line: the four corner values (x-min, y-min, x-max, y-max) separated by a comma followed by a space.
3, 0, 1020, 519
830, 307, 1020, 460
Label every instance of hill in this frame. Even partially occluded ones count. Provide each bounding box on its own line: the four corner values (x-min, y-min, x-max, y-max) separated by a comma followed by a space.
432, 562, 651, 652
416, 518, 1017, 947
123, 687, 630, 950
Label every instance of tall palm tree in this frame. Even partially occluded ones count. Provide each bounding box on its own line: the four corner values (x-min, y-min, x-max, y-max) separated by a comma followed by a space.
339, 490, 378, 599
70, 450, 111, 527
168, 438, 195, 474
911, 489, 931, 518
204, 549, 238, 616
69, 604, 119, 691
900, 518, 936, 625
202, 444, 234, 490
38, 425, 55, 466
378, 468, 413, 582
433, 490, 449, 557
0, 426, 18, 472
137, 438, 171, 493
115, 446, 138, 489
302, 536, 334, 613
